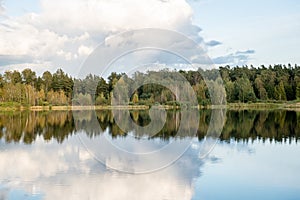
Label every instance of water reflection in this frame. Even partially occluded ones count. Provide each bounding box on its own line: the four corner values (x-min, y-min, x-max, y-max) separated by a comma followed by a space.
0, 110, 299, 199
0, 111, 74, 144
0, 134, 203, 200
0, 110, 299, 144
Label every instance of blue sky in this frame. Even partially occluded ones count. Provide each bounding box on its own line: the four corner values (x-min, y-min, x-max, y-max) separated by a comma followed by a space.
2, 0, 40, 16
0, 0, 299, 75
190, 0, 300, 66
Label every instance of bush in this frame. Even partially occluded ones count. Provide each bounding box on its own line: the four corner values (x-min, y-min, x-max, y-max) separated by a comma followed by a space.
95, 96, 108, 105
72, 93, 93, 106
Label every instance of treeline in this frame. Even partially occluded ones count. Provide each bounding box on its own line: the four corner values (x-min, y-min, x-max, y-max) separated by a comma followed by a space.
0, 64, 299, 106
0, 69, 73, 106
219, 64, 300, 103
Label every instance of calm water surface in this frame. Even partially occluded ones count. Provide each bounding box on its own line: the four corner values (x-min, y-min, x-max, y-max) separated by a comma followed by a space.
0, 110, 299, 200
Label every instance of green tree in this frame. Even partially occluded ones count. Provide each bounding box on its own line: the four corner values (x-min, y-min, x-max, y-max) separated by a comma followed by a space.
254, 76, 268, 100
51, 69, 73, 98
260, 70, 276, 99
225, 80, 235, 102
207, 77, 226, 105
275, 81, 287, 101
193, 80, 208, 104
42, 71, 53, 92
235, 76, 256, 103
112, 77, 129, 105
4, 70, 22, 84
22, 68, 37, 86
96, 77, 109, 98
295, 74, 300, 100
95, 93, 108, 105
108, 72, 122, 92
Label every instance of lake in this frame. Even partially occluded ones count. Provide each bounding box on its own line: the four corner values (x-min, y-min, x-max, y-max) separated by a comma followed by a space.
0, 109, 299, 200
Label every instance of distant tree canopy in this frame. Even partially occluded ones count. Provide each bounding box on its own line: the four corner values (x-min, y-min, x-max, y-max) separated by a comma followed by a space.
0, 64, 299, 106
219, 64, 300, 102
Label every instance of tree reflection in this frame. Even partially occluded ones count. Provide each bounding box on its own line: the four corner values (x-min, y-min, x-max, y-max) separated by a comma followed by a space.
0, 111, 74, 144
220, 110, 300, 143
0, 110, 299, 144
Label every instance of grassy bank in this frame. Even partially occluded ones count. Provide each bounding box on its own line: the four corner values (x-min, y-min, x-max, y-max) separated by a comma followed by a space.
1, 101, 300, 111
0, 104, 150, 111
227, 101, 300, 110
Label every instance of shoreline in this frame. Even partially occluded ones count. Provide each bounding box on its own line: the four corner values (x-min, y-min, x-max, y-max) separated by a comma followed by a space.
0, 102, 300, 111
225, 102, 300, 111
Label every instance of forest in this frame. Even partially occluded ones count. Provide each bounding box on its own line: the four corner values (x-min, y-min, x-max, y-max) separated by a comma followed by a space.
0, 64, 299, 107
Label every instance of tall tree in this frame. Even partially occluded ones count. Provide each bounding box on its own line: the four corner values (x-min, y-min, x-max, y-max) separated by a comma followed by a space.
235, 76, 256, 103
42, 71, 53, 92
22, 68, 37, 86
275, 81, 287, 101
254, 76, 267, 100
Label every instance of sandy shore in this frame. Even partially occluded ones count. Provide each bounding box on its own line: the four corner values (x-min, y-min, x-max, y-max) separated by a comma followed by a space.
29, 105, 150, 111
1, 102, 300, 111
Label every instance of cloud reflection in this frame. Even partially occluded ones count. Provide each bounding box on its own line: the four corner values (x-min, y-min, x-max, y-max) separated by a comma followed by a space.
0, 133, 203, 200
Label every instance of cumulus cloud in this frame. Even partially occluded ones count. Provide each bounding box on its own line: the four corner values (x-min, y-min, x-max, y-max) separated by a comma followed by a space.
0, 0, 208, 75
38, 0, 193, 34
78, 45, 93, 57
75, 28, 216, 78
0, 0, 253, 75
0, 20, 68, 58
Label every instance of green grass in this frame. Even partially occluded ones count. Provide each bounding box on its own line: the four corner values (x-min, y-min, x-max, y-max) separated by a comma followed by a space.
0, 102, 21, 107
0, 101, 299, 111
227, 101, 300, 110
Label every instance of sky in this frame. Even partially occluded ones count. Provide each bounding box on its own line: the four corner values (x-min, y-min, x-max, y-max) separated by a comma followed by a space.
0, 0, 299, 76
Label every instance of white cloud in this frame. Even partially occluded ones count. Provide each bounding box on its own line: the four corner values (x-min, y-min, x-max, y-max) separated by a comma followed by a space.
0, 0, 259, 75
78, 45, 93, 57
0, 0, 205, 75
0, 20, 68, 57
38, 0, 192, 34
0, 61, 54, 75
